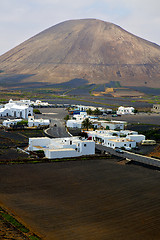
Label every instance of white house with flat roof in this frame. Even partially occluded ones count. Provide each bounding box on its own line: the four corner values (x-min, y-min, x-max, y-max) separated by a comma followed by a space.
105, 138, 136, 149
3, 119, 23, 128
151, 104, 160, 113
28, 116, 50, 128
66, 119, 83, 128
32, 100, 51, 107
120, 130, 138, 136
8, 99, 32, 106
3, 116, 50, 128
86, 130, 119, 145
126, 134, 145, 143
117, 106, 135, 115
76, 105, 103, 111
87, 130, 119, 138
28, 137, 95, 159
96, 120, 127, 130
86, 129, 145, 149
72, 112, 87, 120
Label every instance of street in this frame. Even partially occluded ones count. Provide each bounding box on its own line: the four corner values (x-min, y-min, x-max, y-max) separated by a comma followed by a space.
35, 107, 70, 138
96, 144, 160, 168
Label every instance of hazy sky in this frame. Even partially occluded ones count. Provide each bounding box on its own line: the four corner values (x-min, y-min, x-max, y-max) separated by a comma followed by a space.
0, 0, 160, 55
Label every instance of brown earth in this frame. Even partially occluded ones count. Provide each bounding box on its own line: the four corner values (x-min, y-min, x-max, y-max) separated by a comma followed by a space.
0, 159, 160, 240
148, 144, 160, 158
0, 19, 160, 88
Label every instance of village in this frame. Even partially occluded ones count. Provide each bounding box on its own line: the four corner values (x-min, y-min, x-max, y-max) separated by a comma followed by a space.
0, 98, 158, 163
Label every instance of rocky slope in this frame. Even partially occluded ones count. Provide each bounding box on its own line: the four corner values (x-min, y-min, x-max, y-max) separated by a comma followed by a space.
0, 19, 160, 88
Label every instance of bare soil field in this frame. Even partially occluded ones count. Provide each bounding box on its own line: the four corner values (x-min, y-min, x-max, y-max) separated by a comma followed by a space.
0, 159, 160, 240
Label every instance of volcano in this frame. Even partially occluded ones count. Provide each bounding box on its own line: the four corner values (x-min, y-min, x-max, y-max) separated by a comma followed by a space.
0, 18, 160, 88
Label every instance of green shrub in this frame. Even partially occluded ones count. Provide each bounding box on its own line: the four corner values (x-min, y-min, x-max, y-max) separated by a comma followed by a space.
29, 235, 41, 240
1, 212, 29, 233
33, 109, 41, 114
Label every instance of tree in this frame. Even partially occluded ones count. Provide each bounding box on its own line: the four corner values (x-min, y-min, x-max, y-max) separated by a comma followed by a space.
16, 120, 28, 129
64, 115, 70, 121
93, 108, 101, 116
33, 109, 41, 114
86, 108, 93, 115
134, 109, 138, 114
17, 120, 28, 126
82, 118, 93, 131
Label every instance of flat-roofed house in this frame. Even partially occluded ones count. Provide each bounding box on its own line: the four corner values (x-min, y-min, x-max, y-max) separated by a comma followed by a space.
117, 106, 135, 115
28, 116, 50, 128
28, 137, 95, 159
151, 104, 160, 113
106, 138, 136, 149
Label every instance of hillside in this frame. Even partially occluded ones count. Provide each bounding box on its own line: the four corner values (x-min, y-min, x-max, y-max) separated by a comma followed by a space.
0, 19, 160, 88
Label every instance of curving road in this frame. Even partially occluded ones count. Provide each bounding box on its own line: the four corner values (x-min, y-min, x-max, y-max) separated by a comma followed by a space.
35, 107, 70, 138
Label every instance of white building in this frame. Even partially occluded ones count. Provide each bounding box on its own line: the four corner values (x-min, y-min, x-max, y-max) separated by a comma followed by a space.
87, 130, 119, 138
32, 100, 51, 107
73, 112, 87, 120
66, 119, 83, 128
28, 116, 50, 128
106, 138, 136, 149
3, 116, 50, 128
7, 99, 51, 108
75, 105, 104, 112
86, 129, 144, 149
117, 106, 135, 115
120, 130, 138, 136
0, 101, 33, 119
126, 134, 145, 143
28, 137, 95, 159
86, 130, 119, 144
95, 120, 127, 130
3, 119, 23, 128
8, 99, 32, 106
67, 112, 87, 128
151, 104, 160, 113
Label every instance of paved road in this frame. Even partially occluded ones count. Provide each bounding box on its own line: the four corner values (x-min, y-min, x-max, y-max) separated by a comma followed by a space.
35, 108, 70, 138
96, 144, 160, 168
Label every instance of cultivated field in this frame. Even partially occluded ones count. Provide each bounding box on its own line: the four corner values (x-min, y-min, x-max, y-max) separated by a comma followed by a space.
0, 159, 160, 240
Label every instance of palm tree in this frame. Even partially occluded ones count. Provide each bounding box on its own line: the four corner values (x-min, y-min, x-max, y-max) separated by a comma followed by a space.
82, 118, 93, 131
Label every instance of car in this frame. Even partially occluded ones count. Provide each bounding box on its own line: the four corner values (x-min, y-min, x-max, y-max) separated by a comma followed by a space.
125, 147, 131, 151
115, 148, 123, 153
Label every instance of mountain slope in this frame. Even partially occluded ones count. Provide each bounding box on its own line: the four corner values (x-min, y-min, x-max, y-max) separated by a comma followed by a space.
0, 18, 160, 88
